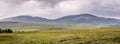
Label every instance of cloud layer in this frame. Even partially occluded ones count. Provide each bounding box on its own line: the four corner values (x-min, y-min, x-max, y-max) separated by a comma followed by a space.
0, 0, 120, 19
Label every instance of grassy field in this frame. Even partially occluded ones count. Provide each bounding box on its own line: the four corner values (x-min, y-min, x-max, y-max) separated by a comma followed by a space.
0, 28, 120, 44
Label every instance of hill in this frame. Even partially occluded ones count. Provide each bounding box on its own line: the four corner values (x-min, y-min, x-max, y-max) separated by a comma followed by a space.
54, 14, 120, 23
2, 15, 51, 22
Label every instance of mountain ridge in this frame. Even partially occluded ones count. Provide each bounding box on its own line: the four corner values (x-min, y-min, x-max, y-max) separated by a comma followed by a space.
2, 15, 51, 22
1, 14, 120, 23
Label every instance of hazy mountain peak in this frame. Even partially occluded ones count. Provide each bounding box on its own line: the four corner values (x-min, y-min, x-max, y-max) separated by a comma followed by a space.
2, 15, 50, 22
78, 14, 97, 17
12, 15, 34, 19
74, 14, 99, 20
55, 14, 98, 20
54, 14, 120, 23
15, 15, 32, 17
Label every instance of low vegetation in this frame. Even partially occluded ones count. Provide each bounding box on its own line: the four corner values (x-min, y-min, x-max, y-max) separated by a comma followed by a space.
0, 28, 14, 33
0, 28, 120, 44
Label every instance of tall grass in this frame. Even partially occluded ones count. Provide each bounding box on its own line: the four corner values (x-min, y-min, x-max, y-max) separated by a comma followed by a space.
0, 28, 120, 44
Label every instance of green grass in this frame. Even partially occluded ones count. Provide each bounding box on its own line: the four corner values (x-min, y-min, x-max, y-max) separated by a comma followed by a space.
0, 28, 120, 44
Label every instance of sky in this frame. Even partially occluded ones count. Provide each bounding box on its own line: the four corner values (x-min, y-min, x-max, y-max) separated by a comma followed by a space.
0, 0, 120, 19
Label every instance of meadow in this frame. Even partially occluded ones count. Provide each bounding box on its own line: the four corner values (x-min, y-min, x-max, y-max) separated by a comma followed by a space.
0, 28, 120, 44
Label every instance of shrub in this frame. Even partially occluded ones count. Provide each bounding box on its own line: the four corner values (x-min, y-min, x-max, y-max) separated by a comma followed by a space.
5, 28, 14, 33
0, 28, 2, 33
0, 28, 14, 33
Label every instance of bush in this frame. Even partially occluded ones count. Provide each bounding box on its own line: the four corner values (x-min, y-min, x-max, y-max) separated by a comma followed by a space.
5, 29, 14, 33
0, 28, 2, 33
0, 28, 14, 33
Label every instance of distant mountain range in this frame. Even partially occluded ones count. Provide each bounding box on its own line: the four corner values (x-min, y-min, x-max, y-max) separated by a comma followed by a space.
2, 14, 120, 23
1, 14, 120, 28
2, 15, 51, 22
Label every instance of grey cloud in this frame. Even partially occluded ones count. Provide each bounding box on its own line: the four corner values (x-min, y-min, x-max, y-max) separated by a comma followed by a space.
0, 0, 120, 19
87, 0, 120, 18
36, 0, 68, 8
0, 0, 68, 8
0, 0, 30, 5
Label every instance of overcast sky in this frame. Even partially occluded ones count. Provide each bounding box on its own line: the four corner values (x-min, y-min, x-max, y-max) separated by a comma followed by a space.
0, 0, 120, 19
